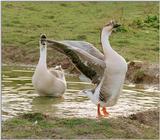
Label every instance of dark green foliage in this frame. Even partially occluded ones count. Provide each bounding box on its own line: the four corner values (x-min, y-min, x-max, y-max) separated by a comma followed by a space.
132, 19, 144, 28
77, 35, 87, 40
21, 113, 46, 122
132, 15, 159, 29
115, 25, 128, 33
144, 15, 159, 29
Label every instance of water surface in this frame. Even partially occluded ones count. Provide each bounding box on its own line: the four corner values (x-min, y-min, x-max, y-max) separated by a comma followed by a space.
2, 66, 159, 121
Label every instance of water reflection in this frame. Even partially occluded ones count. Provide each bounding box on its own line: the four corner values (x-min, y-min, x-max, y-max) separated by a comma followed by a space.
2, 66, 159, 121
32, 96, 64, 115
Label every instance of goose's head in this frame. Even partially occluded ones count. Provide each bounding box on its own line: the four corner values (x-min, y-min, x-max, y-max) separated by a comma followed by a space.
40, 34, 47, 48
102, 20, 121, 36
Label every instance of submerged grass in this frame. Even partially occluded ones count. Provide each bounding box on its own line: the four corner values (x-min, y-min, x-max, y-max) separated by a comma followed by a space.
2, 110, 159, 139
2, 2, 159, 64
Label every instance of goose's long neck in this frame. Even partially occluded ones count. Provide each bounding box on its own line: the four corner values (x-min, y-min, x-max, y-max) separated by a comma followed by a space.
101, 29, 113, 59
38, 46, 47, 69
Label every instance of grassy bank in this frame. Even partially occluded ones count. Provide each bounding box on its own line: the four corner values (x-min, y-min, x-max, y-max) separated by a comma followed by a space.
2, 109, 159, 139
2, 2, 159, 65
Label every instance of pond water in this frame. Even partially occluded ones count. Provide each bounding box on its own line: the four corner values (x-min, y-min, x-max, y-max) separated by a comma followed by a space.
2, 65, 159, 121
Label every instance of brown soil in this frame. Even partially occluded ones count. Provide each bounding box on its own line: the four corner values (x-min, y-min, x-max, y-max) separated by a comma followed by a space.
2, 46, 78, 73
2, 109, 159, 139
2, 46, 159, 84
2, 45, 67, 66
126, 60, 159, 84
129, 108, 159, 128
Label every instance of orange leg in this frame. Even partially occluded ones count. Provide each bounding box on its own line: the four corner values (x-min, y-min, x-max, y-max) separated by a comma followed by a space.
102, 107, 109, 117
97, 103, 103, 118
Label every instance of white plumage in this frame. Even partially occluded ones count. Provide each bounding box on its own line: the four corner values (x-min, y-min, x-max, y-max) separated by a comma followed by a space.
85, 21, 127, 117
88, 22, 127, 106
32, 35, 66, 97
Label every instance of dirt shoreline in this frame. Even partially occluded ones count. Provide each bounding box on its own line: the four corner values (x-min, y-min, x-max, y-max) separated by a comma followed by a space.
2, 108, 159, 139
2, 46, 159, 84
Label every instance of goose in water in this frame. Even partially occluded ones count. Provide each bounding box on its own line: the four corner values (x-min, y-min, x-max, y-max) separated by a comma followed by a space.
43, 20, 127, 117
32, 34, 67, 97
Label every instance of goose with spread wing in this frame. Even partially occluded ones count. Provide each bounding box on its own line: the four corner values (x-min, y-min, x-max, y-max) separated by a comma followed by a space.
32, 35, 67, 97
83, 21, 128, 117
45, 36, 105, 84
43, 21, 127, 117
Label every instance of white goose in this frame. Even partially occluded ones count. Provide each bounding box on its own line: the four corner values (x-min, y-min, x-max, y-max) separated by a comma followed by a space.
83, 21, 128, 117
32, 35, 67, 97
44, 20, 127, 117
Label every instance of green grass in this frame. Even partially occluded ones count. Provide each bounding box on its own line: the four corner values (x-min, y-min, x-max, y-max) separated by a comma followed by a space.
2, 111, 159, 139
2, 2, 159, 64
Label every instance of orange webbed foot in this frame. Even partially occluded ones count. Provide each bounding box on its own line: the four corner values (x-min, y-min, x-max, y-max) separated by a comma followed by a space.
102, 107, 109, 117
97, 103, 103, 118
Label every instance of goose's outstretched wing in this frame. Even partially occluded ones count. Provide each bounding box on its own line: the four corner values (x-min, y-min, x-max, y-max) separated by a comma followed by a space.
46, 39, 105, 84
61, 41, 104, 60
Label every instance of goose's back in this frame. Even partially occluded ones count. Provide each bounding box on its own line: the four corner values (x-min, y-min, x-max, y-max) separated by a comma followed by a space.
32, 68, 66, 97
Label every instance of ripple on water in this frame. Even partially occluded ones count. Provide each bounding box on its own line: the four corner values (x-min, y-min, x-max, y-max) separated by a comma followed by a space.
2, 66, 160, 121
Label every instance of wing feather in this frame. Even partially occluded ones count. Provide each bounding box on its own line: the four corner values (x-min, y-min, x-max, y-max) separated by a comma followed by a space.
47, 39, 105, 83
61, 41, 104, 60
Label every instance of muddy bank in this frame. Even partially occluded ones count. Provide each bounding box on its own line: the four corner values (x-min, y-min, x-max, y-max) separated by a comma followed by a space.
2, 108, 159, 139
126, 60, 159, 84
2, 46, 159, 84
2, 46, 77, 72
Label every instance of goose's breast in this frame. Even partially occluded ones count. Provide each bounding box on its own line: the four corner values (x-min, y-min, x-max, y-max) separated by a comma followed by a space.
32, 69, 52, 89
106, 54, 127, 73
